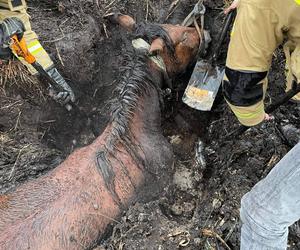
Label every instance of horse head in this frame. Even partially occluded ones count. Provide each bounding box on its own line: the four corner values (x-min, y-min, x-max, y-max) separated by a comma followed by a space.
107, 13, 201, 77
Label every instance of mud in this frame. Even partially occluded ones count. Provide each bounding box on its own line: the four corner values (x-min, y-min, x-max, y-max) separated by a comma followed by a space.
0, 0, 300, 249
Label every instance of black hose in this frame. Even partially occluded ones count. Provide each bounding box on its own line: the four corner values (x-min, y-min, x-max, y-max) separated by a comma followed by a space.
212, 10, 236, 62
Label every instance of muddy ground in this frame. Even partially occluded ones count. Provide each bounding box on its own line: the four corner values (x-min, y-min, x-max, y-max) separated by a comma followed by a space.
0, 0, 300, 249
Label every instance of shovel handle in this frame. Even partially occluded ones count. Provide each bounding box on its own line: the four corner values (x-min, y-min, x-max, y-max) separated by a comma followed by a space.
212, 10, 236, 62
265, 81, 300, 113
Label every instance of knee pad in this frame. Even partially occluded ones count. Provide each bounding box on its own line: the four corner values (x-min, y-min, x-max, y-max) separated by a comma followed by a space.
222, 67, 267, 106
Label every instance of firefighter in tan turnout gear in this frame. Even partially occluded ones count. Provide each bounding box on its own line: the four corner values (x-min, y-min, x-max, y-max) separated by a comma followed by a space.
0, 0, 75, 104
223, 1, 300, 249
223, 0, 300, 126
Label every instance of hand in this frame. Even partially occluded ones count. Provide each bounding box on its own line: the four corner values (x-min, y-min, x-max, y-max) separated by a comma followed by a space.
0, 17, 25, 46
224, 0, 240, 14
47, 67, 75, 105
264, 113, 274, 121
49, 87, 75, 105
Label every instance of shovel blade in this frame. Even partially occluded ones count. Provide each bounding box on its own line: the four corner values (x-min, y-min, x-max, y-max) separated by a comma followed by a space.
182, 60, 225, 111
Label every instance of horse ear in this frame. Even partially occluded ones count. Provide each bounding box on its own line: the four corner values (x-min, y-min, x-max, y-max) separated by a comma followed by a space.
105, 13, 136, 31
149, 38, 165, 54
118, 15, 136, 31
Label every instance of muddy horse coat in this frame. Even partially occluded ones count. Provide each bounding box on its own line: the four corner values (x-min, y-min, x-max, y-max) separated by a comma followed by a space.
0, 14, 201, 249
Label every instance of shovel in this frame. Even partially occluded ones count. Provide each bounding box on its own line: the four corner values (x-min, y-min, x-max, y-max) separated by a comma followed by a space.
182, 10, 235, 111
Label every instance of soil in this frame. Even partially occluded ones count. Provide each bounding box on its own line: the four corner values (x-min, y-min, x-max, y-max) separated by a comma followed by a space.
1, 0, 300, 249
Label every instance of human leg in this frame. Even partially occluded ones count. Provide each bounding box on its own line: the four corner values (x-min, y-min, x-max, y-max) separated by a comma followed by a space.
223, 0, 284, 126
240, 143, 300, 249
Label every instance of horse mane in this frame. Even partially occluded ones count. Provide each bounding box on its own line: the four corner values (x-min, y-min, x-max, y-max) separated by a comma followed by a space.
106, 22, 174, 150
95, 23, 174, 204
107, 50, 157, 152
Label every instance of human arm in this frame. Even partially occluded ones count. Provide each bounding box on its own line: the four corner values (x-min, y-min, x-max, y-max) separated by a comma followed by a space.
0, 17, 75, 105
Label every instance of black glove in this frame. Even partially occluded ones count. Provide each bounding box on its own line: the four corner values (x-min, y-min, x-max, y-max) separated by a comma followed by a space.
47, 67, 75, 105
0, 17, 25, 45
0, 17, 25, 59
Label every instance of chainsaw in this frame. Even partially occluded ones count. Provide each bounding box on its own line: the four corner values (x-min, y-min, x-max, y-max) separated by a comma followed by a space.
9, 34, 72, 110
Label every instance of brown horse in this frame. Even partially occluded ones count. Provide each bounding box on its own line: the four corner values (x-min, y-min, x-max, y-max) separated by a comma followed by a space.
0, 14, 201, 250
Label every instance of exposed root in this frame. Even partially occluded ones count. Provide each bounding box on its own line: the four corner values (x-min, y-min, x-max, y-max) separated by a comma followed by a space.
202, 229, 232, 250
0, 60, 46, 103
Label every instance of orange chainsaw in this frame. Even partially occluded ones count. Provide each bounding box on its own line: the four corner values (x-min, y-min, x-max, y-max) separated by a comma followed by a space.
10, 35, 72, 110
10, 35, 56, 87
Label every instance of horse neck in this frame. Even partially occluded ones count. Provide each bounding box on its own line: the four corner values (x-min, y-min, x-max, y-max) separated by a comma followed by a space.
104, 54, 164, 152
130, 66, 163, 137
93, 57, 169, 205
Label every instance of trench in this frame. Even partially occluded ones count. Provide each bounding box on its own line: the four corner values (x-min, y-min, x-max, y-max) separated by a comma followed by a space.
0, 0, 300, 249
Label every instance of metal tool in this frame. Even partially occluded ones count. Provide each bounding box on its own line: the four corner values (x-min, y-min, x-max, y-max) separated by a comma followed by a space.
181, 0, 210, 57
182, 10, 235, 111
181, 0, 206, 27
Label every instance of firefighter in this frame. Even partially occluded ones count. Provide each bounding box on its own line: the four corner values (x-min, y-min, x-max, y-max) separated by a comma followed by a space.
0, 1, 75, 104
222, 0, 300, 127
